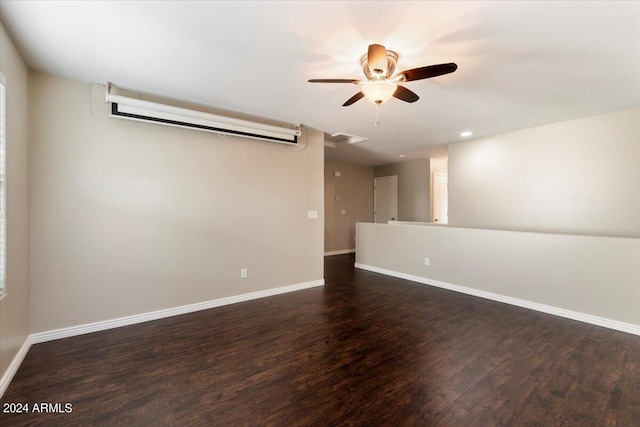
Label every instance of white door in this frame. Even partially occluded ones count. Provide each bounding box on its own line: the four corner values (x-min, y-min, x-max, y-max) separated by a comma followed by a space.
433, 173, 448, 224
374, 176, 398, 223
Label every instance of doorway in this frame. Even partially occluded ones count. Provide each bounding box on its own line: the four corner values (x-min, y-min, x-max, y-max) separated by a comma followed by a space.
374, 176, 398, 223
433, 173, 448, 223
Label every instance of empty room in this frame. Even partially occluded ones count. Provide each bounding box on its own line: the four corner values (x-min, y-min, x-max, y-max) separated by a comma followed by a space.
1, 1, 639, 425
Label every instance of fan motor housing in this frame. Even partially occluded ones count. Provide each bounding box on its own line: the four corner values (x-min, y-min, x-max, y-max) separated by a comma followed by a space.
361, 50, 398, 80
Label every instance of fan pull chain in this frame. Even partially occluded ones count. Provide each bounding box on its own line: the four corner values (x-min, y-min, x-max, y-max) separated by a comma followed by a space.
375, 103, 381, 126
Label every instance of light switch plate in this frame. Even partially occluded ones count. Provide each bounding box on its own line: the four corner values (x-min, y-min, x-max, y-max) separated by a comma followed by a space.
308, 210, 318, 219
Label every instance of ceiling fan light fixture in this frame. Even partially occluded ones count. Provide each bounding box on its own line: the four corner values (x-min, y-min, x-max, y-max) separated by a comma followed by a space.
362, 80, 397, 104
308, 43, 457, 126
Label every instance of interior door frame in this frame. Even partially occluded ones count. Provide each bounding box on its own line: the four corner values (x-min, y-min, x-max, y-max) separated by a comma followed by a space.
374, 175, 398, 223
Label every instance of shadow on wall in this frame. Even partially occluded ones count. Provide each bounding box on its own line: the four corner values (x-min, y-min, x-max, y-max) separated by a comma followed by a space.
324, 161, 374, 254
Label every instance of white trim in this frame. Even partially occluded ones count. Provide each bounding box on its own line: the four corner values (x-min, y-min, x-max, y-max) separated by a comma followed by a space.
355, 263, 640, 336
30, 279, 324, 344
324, 249, 355, 256
0, 336, 32, 398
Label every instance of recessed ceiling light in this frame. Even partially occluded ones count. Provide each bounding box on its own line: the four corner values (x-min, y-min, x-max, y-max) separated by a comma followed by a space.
460, 131, 473, 137
399, 154, 406, 158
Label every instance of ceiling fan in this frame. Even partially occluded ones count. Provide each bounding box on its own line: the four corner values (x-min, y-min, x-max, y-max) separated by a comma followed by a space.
309, 44, 457, 125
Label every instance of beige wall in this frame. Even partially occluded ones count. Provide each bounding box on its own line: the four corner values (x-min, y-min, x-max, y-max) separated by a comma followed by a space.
448, 108, 640, 237
324, 160, 373, 253
374, 158, 430, 222
29, 73, 324, 333
0, 23, 30, 382
356, 223, 640, 329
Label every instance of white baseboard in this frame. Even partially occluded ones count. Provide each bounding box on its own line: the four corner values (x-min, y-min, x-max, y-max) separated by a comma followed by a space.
355, 263, 640, 336
0, 336, 32, 398
30, 279, 324, 344
324, 249, 355, 256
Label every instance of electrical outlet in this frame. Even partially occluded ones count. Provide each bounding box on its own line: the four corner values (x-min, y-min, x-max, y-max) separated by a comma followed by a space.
424, 258, 430, 266
241, 268, 248, 279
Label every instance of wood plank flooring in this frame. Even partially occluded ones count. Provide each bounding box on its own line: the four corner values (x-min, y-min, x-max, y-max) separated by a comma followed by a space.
1, 254, 639, 426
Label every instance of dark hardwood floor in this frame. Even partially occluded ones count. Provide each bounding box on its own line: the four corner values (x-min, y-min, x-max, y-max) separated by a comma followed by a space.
2, 254, 639, 426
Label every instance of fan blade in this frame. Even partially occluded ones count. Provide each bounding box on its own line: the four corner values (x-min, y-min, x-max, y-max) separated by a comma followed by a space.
393, 85, 419, 103
308, 78, 359, 84
368, 44, 388, 76
399, 63, 457, 81
343, 91, 364, 106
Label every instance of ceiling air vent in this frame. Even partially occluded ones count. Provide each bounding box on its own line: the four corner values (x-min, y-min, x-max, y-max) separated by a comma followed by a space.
324, 132, 369, 148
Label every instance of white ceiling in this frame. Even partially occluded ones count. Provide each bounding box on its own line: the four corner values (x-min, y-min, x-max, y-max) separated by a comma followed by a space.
1, 1, 639, 166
